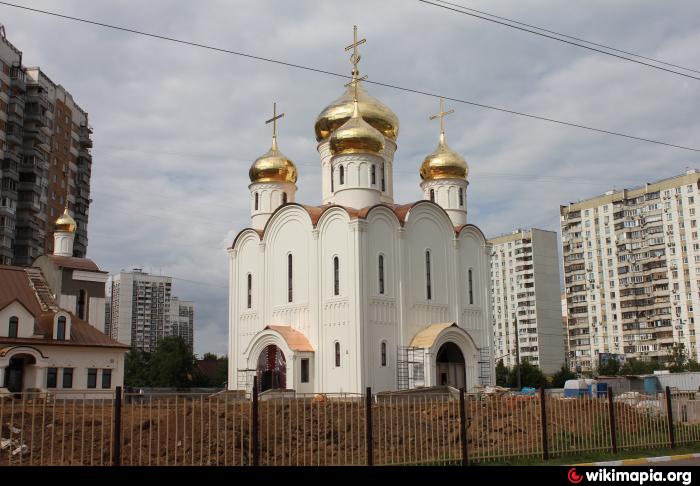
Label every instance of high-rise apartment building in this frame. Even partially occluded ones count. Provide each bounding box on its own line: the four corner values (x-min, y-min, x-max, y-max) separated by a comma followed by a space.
0, 28, 92, 266
561, 170, 700, 373
489, 228, 565, 374
108, 269, 194, 353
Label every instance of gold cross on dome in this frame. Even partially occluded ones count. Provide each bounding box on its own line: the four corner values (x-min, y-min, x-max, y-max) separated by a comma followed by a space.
265, 102, 285, 138
344, 74, 367, 102
430, 97, 455, 135
345, 25, 366, 78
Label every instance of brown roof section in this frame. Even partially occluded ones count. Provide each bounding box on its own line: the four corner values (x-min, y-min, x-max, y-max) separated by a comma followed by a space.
0, 266, 43, 315
45, 255, 104, 272
0, 265, 128, 349
265, 325, 314, 352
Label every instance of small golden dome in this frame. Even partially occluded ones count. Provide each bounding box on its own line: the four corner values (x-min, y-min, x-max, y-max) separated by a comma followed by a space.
55, 206, 77, 233
329, 100, 385, 156
420, 133, 469, 181
315, 81, 398, 142
249, 137, 298, 184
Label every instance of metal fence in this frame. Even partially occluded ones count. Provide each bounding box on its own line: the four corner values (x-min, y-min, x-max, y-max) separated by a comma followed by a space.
2, 383, 699, 466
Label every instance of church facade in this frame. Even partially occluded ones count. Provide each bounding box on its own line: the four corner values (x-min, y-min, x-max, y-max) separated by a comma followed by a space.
228, 28, 493, 394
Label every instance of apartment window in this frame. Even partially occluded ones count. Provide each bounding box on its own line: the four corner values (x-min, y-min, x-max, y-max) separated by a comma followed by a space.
300, 359, 309, 383
8, 316, 18, 338
371, 165, 376, 185
87, 368, 97, 389
429, 189, 435, 202
288, 254, 293, 302
335, 342, 341, 367
333, 256, 340, 296
378, 254, 385, 295
425, 250, 432, 300
247, 273, 252, 309
381, 341, 387, 367
46, 368, 57, 388
57, 316, 66, 340
468, 268, 474, 305
62, 368, 73, 389
254, 193, 259, 211
339, 165, 345, 185
459, 188, 464, 207
102, 370, 112, 389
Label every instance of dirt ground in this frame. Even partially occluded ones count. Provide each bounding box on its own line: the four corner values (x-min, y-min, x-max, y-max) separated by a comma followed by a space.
0, 394, 676, 466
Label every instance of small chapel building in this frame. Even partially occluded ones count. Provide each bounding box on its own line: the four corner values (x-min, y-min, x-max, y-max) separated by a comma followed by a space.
228, 28, 494, 394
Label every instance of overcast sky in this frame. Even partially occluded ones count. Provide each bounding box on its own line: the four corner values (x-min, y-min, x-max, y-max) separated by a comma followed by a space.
3, 0, 699, 356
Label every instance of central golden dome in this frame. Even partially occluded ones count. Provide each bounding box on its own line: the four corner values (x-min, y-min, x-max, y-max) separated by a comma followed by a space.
329, 100, 385, 155
315, 80, 398, 142
249, 137, 298, 184
55, 206, 77, 233
420, 133, 469, 181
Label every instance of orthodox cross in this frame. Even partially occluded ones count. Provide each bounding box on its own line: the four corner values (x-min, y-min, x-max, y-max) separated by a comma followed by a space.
345, 25, 366, 78
265, 102, 285, 138
430, 97, 454, 135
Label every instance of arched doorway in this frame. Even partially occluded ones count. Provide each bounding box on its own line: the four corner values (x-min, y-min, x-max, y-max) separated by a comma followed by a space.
4, 354, 37, 393
436, 342, 465, 389
256, 344, 286, 392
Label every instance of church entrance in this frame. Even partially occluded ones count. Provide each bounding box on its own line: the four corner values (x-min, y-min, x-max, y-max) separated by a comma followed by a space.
4, 356, 32, 393
256, 344, 287, 392
436, 342, 465, 389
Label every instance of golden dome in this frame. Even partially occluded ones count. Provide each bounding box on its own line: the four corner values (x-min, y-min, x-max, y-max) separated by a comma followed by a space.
315, 80, 398, 142
55, 206, 77, 233
249, 136, 298, 184
329, 100, 385, 156
420, 132, 469, 181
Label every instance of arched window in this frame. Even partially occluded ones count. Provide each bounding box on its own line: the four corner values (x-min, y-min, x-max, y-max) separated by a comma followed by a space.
378, 254, 385, 295
381, 341, 387, 367
459, 188, 464, 207
339, 165, 345, 185
254, 192, 259, 211
282, 192, 287, 205
77, 289, 87, 320
429, 189, 435, 202
331, 166, 335, 192
8, 316, 18, 338
57, 316, 66, 340
425, 250, 432, 300
333, 256, 340, 296
247, 273, 252, 309
371, 165, 376, 185
468, 268, 474, 305
381, 169, 386, 192
335, 342, 341, 367
287, 254, 293, 303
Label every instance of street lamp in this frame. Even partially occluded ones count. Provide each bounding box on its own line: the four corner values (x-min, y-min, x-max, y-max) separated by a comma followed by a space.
513, 306, 522, 390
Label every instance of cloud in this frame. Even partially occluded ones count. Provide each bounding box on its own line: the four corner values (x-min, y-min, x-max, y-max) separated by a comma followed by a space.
4, 0, 700, 355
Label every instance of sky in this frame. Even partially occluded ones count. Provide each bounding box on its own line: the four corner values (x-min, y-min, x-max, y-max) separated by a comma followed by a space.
2, 0, 699, 356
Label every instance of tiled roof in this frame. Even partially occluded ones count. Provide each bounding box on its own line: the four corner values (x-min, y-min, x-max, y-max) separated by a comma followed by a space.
410, 322, 458, 348
265, 325, 314, 352
44, 255, 104, 272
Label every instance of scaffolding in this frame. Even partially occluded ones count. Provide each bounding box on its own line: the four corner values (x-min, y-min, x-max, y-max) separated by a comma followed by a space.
397, 346, 426, 390
237, 368, 256, 392
478, 347, 491, 386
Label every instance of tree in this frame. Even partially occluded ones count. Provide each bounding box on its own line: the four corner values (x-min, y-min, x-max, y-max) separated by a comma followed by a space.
148, 336, 198, 388
495, 359, 509, 387
667, 343, 689, 373
687, 359, 700, 372
124, 349, 151, 387
619, 358, 663, 375
597, 358, 621, 376
551, 364, 577, 388
508, 361, 546, 389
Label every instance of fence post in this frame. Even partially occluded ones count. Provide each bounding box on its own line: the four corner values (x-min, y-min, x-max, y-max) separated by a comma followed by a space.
459, 388, 469, 466
607, 387, 617, 454
665, 386, 676, 449
112, 386, 122, 466
252, 376, 260, 466
539, 387, 549, 460
366, 387, 373, 466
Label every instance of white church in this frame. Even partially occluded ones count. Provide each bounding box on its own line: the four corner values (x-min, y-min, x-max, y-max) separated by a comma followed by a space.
228, 28, 494, 394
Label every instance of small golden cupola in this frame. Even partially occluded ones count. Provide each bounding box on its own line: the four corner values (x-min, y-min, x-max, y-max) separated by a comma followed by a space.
55, 205, 77, 233
249, 137, 298, 184
420, 99, 468, 181
329, 93, 385, 156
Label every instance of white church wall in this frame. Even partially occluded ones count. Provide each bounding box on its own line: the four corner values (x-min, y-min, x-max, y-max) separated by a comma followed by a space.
235, 232, 262, 375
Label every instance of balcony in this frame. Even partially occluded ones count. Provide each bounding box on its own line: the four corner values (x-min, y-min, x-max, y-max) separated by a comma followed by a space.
79, 125, 93, 148
10, 66, 26, 92
5, 125, 23, 145
25, 130, 50, 149
24, 109, 48, 127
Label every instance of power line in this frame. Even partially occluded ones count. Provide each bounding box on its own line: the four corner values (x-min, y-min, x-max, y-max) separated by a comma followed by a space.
431, 0, 700, 75
2, 2, 699, 153
418, 0, 700, 82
